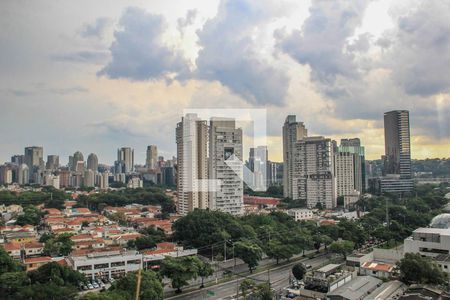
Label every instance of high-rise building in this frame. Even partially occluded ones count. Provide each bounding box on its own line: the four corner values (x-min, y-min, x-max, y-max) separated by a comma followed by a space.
117, 147, 134, 173
24, 146, 44, 183
248, 146, 267, 190
11, 155, 24, 165
335, 138, 366, 197
46, 155, 60, 170
0, 165, 13, 184
75, 161, 85, 174
146, 145, 158, 169
383, 110, 412, 178
84, 169, 95, 187
72, 151, 84, 171
99, 172, 109, 190
58, 169, 71, 188
283, 116, 308, 198
209, 118, 244, 215
381, 110, 413, 193
18, 164, 29, 185
267, 161, 283, 186
176, 114, 209, 215
293, 136, 336, 209
87, 153, 99, 172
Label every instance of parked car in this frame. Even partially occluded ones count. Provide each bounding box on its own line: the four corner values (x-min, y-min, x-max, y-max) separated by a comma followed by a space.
92, 282, 99, 289
87, 283, 94, 290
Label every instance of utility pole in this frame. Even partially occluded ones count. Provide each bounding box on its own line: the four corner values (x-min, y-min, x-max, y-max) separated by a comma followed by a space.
386, 196, 389, 228
135, 268, 142, 300
224, 240, 227, 262
267, 231, 271, 288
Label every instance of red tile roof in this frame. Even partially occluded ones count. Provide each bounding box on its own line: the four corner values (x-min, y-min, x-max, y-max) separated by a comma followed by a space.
24, 256, 52, 264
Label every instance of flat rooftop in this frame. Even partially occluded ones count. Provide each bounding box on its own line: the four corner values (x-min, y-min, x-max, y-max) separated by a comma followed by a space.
413, 227, 450, 235
317, 264, 341, 273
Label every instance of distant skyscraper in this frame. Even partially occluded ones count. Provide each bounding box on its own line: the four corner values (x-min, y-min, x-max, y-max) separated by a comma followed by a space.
335, 138, 366, 195
0, 165, 13, 184
381, 110, 413, 193
46, 155, 59, 170
24, 146, 44, 183
146, 145, 158, 169
84, 169, 95, 187
58, 169, 70, 188
11, 155, 24, 165
176, 114, 209, 215
209, 118, 243, 215
18, 164, 29, 185
87, 153, 99, 172
383, 110, 412, 178
293, 137, 336, 209
117, 147, 134, 173
248, 146, 268, 190
72, 151, 84, 171
283, 116, 308, 198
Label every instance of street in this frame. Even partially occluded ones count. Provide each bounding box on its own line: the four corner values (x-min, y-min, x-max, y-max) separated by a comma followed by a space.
166, 252, 334, 300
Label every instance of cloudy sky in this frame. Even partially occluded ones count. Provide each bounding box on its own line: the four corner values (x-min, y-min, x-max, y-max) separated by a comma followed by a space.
1, 0, 449, 165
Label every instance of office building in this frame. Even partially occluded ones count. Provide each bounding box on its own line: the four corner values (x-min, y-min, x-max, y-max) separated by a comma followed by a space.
58, 169, 71, 188
87, 153, 99, 172
334, 138, 365, 207
24, 146, 44, 183
117, 147, 134, 173
146, 145, 158, 169
248, 146, 267, 190
209, 118, 244, 215
0, 165, 13, 185
99, 172, 109, 190
75, 161, 85, 174
11, 155, 24, 165
72, 151, 84, 171
293, 136, 336, 209
44, 174, 60, 189
283, 115, 308, 198
18, 164, 29, 185
381, 110, 413, 193
84, 169, 95, 187
176, 114, 209, 215
267, 161, 283, 186
46, 155, 59, 170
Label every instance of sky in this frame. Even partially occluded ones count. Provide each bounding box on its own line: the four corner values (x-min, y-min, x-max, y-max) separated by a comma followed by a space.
0, 0, 449, 165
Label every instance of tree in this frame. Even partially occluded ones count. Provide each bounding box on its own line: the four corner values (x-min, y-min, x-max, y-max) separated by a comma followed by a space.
251, 283, 273, 300
133, 236, 157, 250
16, 205, 42, 226
161, 256, 203, 293
265, 240, 295, 264
0, 271, 29, 298
397, 253, 447, 285
198, 261, 213, 288
292, 264, 307, 280
109, 270, 163, 300
43, 233, 74, 256
234, 240, 263, 273
239, 279, 255, 299
12, 282, 78, 300
330, 240, 354, 259
0, 247, 21, 274
28, 262, 85, 286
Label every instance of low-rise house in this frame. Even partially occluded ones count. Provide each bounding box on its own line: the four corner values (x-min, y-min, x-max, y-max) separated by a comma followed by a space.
23, 256, 52, 271
288, 208, 314, 221
360, 261, 394, 279
142, 242, 197, 269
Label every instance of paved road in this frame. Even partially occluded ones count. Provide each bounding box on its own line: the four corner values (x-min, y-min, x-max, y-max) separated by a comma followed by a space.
166, 253, 334, 300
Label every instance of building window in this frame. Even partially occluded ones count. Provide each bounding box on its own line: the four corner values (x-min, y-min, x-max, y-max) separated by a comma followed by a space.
94, 263, 109, 269
127, 260, 141, 265
111, 261, 125, 267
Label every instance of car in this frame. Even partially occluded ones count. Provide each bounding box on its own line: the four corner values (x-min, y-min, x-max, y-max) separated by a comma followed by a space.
109, 278, 115, 283
82, 285, 88, 290
87, 283, 94, 290
92, 282, 100, 289
304, 264, 312, 269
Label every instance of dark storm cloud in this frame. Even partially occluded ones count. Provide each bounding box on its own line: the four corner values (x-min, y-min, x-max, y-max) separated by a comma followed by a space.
98, 7, 189, 81
194, 0, 290, 105
276, 0, 370, 85
388, 1, 450, 96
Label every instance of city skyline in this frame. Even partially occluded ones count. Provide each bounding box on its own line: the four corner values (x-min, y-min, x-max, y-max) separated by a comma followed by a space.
1, 0, 449, 164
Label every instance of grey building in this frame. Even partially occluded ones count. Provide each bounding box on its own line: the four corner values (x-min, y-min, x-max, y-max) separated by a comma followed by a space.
327, 276, 382, 300
46, 155, 60, 170
146, 145, 158, 169
117, 147, 134, 173
87, 153, 99, 172
209, 118, 244, 215
283, 115, 308, 198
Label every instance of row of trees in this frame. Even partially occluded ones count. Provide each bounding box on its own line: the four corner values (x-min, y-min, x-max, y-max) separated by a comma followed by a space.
76, 187, 176, 217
